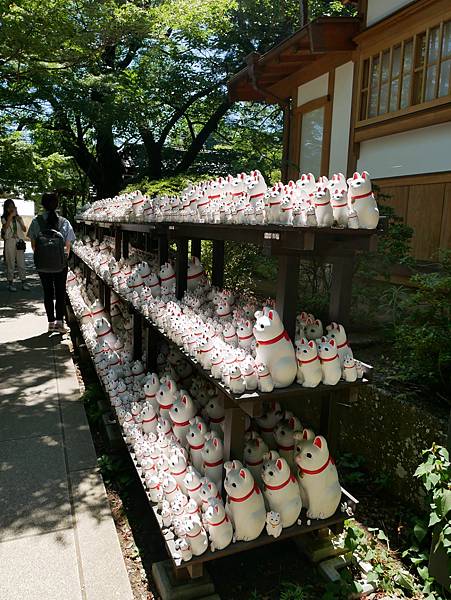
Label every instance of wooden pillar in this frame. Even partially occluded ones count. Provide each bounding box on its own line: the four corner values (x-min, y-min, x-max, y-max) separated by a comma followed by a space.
275, 254, 300, 341
211, 240, 225, 287
191, 238, 201, 259
223, 406, 247, 462
146, 326, 158, 372
175, 238, 188, 300
122, 230, 129, 259
328, 255, 355, 327
319, 389, 345, 458
158, 234, 169, 267
133, 312, 143, 360
104, 286, 111, 313
114, 229, 122, 260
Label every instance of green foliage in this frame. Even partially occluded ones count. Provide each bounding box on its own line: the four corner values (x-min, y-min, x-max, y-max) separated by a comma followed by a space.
279, 582, 315, 600
336, 453, 366, 486
97, 454, 134, 492
0, 0, 358, 198
351, 188, 414, 323
81, 383, 106, 425
323, 522, 419, 599
401, 445, 451, 599
389, 251, 451, 396
0, 130, 85, 200
122, 174, 213, 197
414, 445, 451, 553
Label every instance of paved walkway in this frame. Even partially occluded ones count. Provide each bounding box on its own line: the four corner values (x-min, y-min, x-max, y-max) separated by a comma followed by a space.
0, 248, 133, 600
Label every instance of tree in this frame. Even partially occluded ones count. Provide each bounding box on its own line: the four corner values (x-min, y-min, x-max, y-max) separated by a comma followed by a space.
0, 0, 356, 198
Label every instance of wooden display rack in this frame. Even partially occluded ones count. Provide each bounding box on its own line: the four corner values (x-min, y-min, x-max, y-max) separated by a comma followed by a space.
73, 216, 381, 578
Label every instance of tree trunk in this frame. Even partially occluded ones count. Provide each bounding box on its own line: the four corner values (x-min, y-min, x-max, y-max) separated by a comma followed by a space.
173, 98, 232, 174
139, 126, 163, 180
95, 123, 124, 198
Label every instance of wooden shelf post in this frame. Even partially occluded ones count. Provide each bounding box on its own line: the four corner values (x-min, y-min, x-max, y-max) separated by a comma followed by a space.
276, 254, 300, 341
122, 230, 130, 259
133, 312, 143, 360
328, 255, 356, 327
223, 406, 247, 462
158, 233, 169, 266
114, 228, 122, 260
191, 238, 201, 259
212, 240, 225, 288
146, 326, 158, 372
175, 238, 188, 300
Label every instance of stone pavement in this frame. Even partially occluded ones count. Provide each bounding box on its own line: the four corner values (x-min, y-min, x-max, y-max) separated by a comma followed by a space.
0, 248, 133, 600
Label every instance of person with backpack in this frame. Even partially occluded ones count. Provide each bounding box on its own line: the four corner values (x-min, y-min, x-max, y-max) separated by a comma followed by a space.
1, 199, 30, 292
27, 192, 75, 333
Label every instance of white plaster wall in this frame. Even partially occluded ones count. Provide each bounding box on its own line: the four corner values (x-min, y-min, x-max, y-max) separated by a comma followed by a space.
329, 61, 354, 177
366, 0, 414, 26
357, 123, 451, 178
297, 73, 329, 107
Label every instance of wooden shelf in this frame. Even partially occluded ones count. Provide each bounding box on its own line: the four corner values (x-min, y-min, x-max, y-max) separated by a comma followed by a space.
73, 252, 372, 416
67, 292, 357, 577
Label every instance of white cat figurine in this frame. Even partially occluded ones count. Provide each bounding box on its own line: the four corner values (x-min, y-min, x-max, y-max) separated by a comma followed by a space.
318, 338, 341, 386
295, 338, 322, 388
266, 511, 282, 538
347, 171, 379, 229
253, 308, 297, 388
224, 462, 266, 542
204, 498, 234, 551
295, 435, 341, 519
261, 455, 302, 528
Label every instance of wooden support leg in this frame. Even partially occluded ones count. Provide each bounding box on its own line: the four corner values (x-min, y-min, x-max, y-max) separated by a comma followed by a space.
191, 238, 201, 259
319, 391, 340, 458
158, 234, 169, 266
223, 406, 247, 462
187, 564, 204, 579
104, 285, 111, 313
146, 327, 158, 372
133, 312, 143, 360
328, 255, 355, 327
212, 240, 225, 288
122, 231, 129, 259
275, 254, 300, 341
175, 238, 188, 300
114, 229, 122, 260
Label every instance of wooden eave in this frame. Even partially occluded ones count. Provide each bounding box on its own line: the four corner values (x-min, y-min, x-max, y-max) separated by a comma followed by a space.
228, 17, 360, 103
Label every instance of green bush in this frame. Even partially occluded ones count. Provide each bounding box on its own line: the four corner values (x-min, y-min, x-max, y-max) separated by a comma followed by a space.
122, 174, 213, 197
390, 251, 451, 396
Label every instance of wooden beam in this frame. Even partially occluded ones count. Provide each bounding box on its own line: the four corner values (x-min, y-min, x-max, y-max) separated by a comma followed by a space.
212, 239, 225, 287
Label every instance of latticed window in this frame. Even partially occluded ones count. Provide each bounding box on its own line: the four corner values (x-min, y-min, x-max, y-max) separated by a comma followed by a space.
358, 19, 451, 122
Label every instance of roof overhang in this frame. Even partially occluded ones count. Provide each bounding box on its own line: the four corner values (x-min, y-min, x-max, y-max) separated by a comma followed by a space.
228, 17, 360, 103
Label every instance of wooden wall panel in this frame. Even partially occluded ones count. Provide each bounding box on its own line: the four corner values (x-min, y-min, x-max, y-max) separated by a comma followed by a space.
439, 184, 451, 251
379, 186, 409, 221
406, 184, 445, 260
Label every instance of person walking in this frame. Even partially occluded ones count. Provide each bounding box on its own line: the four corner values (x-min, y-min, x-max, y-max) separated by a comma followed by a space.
28, 192, 76, 333
1, 199, 30, 292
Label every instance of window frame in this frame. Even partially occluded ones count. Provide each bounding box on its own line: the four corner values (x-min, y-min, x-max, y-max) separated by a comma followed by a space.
294, 93, 332, 178
356, 17, 451, 128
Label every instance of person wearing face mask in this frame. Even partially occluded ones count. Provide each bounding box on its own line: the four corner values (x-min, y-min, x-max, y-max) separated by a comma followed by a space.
1, 199, 30, 292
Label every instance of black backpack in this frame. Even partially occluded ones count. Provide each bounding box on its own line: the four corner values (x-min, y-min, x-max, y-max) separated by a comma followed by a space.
34, 214, 67, 273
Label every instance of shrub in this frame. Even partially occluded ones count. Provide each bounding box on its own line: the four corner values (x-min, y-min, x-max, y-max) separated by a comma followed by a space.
390, 250, 451, 397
